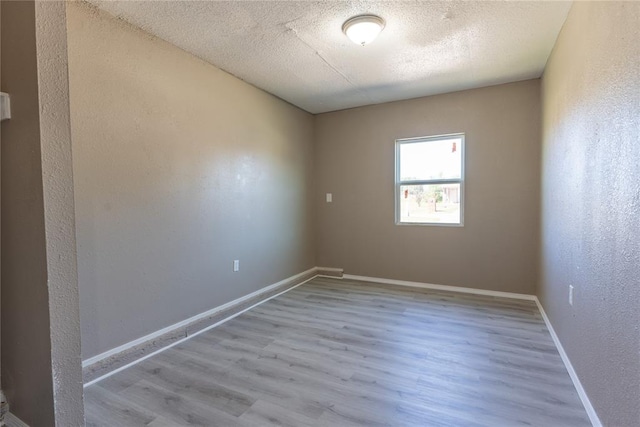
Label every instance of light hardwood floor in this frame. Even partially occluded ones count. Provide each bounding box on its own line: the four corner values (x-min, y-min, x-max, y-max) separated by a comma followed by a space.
84, 277, 590, 426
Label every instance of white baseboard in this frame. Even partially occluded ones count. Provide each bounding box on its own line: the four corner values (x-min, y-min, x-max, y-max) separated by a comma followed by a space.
343, 274, 537, 301
5, 413, 29, 427
83, 267, 319, 387
83, 267, 318, 368
80, 267, 601, 427
534, 298, 602, 427
340, 272, 600, 427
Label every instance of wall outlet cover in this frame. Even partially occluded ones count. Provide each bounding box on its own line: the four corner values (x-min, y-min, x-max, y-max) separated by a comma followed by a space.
569, 285, 574, 306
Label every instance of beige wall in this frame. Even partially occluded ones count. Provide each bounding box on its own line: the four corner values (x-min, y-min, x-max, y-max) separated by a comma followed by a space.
315, 80, 540, 294
66, 3, 315, 360
540, 2, 640, 426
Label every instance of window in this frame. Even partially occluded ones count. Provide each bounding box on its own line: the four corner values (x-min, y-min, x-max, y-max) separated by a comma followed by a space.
395, 134, 464, 226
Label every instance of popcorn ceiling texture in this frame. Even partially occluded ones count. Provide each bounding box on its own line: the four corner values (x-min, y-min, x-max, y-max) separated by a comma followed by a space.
540, 2, 640, 426
88, 0, 571, 114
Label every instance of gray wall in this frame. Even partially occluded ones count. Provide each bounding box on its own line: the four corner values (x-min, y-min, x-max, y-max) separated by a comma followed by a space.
315, 80, 541, 294
66, 3, 316, 360
1, 2, 55, 424
2, 2, 84, 425
539, 2, 640, 426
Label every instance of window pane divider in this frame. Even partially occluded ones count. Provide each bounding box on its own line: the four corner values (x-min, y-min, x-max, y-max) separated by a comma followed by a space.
399, 179, 462, 186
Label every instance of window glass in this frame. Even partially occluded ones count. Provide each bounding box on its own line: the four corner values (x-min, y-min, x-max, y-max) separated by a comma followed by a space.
399, 138, 462, 181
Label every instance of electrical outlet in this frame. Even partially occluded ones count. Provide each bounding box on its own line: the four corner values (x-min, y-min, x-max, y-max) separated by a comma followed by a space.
233, 260, 240, 272
326, 193, 332, 203
569, 285, 574, 306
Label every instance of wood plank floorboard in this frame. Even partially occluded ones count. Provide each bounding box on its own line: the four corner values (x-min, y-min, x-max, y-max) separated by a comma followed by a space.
84, 277, 590, 426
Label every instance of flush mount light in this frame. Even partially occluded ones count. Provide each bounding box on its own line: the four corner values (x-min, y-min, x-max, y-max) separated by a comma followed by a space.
342, 15, 385, 46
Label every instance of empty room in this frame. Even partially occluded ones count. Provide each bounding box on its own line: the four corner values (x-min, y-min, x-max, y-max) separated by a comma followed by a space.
0, 0, 638, 426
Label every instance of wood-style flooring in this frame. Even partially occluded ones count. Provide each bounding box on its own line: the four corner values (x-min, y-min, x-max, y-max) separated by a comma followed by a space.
84, 277, 590, 426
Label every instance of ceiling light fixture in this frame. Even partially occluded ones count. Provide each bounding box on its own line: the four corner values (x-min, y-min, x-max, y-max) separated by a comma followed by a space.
342, 15, 385, 46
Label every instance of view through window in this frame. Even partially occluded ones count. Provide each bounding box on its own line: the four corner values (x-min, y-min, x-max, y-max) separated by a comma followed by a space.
395, 134, 464, 225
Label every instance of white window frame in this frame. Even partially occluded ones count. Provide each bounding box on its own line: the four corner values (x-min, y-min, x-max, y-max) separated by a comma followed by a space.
395, 133, 465, 227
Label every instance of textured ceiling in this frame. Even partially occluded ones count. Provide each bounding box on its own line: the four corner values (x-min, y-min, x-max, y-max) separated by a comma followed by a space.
87, 1, 572, 114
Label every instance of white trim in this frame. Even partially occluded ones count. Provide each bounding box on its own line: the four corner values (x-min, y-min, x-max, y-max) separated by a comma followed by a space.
394, 133, 465, 227
343, 274, 537, 301
5, 412, 29, 427
83, 267, 318, 368
534, 298, 602, 427
80, 268, 601, 427
83, 269, 319, 387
